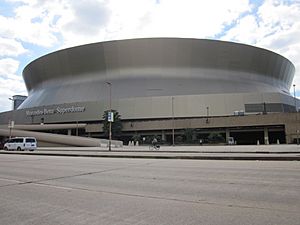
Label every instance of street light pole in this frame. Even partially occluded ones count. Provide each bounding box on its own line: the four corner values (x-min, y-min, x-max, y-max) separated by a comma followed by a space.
294, 84, 297, 111
172, 97, 175, 146
293, 84, 299, 145
206, 106, 209, 123
9, 97, 14, 110
106, 82, 112, 151
8, 97, 14, 139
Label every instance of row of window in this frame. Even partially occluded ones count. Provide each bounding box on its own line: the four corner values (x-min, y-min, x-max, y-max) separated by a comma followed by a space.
7, 138, 36, 143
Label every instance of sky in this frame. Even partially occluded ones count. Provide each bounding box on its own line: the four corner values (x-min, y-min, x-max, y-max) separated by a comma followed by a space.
0, 0, 300, 112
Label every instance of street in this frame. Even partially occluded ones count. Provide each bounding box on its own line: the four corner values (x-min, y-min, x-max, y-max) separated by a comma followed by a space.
0, 154, 299, 225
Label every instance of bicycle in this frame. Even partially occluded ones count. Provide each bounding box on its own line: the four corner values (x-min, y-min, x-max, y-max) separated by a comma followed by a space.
149, 144, 160, 150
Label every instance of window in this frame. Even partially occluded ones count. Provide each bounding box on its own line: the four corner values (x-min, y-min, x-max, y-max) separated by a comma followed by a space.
26, 138, 36, 143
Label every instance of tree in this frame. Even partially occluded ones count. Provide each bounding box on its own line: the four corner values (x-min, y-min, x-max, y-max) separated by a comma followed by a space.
132, 134, 141, 142
102, 110, 123, 138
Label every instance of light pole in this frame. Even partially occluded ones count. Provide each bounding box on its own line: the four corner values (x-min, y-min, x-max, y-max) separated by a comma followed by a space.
8, 97, 14, 139
9, 97, 14, 110
172, 97, 175, 146
293, 84, 297, 111
76, 121, 79, 136
106, 82, 112, 151
293, 84, 299, 145
206, 106, 209, 123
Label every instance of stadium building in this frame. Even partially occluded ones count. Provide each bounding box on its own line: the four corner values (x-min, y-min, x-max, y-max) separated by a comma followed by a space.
0, 38, 299, 146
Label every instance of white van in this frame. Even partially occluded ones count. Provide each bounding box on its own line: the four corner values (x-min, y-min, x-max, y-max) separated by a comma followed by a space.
4, 137, 37, 151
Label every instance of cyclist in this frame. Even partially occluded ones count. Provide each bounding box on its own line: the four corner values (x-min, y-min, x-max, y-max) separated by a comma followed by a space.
151, 137, 160, 150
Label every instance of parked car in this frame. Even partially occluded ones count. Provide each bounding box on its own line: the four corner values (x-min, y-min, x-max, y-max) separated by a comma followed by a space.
3, 137, 37, 151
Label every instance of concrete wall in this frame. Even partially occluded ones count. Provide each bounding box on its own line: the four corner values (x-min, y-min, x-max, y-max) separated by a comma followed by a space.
121, 112, 299, 144
0, 128, 123, 147
0, 92, 298, 126
1, 112, 299, 144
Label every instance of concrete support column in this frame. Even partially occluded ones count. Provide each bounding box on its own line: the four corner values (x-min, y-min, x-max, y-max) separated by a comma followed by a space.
192, 133, 197, 141
264, 127, 269, 145
225, 128, 230, 144
161, 130, 166, 141
68, 129, 72, 136
286, 135, 292, 144
285, 124, 294, 144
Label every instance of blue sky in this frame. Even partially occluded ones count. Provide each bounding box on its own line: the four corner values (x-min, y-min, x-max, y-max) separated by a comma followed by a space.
0, 0, 300, 112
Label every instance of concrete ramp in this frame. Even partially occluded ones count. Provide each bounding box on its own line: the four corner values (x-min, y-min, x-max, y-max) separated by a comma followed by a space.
0, 128, 122, 148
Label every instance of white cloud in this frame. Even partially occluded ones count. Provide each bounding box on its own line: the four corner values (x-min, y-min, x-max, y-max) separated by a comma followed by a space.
221, 15, 260, 44
62, 0, 110, 34
0, 37, 27, 57
0, 58, 27, 112
1, 0, 112, 48
0, 1, 59, 47
0, 58, 19, 77
1, 0, 251, 47
104, 0, 250, 40
0, 76, 27, 112
56, 0, 111, 47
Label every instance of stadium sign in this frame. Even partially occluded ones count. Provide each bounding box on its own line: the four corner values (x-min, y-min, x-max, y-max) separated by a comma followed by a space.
26, 106, 85, 117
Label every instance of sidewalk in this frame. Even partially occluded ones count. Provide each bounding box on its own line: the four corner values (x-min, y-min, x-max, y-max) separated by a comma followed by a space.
1, 145, 300, 161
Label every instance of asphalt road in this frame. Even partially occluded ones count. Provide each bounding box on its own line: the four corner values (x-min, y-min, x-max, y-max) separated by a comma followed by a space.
0, 155, 299, 225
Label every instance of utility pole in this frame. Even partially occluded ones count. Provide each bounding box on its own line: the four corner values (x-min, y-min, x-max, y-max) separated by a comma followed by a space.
293, 84, 299, 145
8, 120, 14, 139
106, 82, 112, 151
172, 97, 175, 146
206, 106, 209, 123
8, 97, 14, 139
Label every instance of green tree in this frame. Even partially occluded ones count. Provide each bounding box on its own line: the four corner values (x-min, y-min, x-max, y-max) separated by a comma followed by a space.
102, 110, 123, 138
132, 134, 141, 142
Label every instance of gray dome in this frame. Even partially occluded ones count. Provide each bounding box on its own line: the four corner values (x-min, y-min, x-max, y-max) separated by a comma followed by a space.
20, 38, 295, 109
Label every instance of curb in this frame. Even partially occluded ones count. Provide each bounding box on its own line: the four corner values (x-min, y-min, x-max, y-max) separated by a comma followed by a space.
1, 151, 300, 161
39, 150, 300, 154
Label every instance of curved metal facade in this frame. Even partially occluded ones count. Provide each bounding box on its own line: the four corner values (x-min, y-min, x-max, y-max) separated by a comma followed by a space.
20, 38, 295, 119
